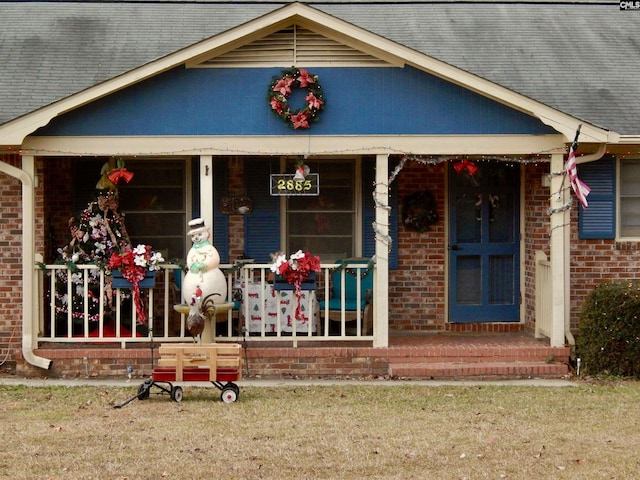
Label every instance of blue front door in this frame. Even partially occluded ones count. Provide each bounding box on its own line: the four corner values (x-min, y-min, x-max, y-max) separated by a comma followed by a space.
448, 162, 520, 322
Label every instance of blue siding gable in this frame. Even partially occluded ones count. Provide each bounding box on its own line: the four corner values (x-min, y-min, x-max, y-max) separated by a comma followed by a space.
36, 66, 555, 136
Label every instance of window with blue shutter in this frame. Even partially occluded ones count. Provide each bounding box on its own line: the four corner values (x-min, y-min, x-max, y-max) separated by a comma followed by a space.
244, 158, 280, 262
362, 157, 399, 269
578, 155, 615, 239
213, 160, 229, 263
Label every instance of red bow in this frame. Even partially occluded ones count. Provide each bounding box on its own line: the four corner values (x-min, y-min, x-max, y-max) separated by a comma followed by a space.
107, 168, 134, 184
453, 160, 478, 176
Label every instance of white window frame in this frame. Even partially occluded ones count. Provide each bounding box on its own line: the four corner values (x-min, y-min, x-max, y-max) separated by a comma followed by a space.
280, 157, 363, 260
617, 157, 640, 240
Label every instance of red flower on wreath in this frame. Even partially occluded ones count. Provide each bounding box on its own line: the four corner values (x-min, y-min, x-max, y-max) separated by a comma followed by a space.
270, 97, 285, 115
290, 111, 310, 129
268, 67, 325, 129
297, 68, 315, 87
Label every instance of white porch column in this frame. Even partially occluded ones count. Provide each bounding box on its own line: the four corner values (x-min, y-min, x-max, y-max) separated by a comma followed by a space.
199, 155, 214, 229
549, 152, 567, 347
373, 154, 389, 347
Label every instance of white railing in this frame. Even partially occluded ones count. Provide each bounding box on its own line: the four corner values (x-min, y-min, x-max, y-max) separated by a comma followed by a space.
36, 261, 374, 347
534, 250, 552, 339
237, 262, 374, 346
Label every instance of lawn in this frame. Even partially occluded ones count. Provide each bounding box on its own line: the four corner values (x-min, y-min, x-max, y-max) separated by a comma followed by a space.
1, 380, 639, 479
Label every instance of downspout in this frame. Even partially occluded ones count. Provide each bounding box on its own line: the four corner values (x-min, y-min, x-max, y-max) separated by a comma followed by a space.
564, 143, 608, 346
0, 158, 53, 370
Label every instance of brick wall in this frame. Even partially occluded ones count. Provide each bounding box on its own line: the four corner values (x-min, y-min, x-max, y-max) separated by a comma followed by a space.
570, 237, 640, 331
522, 160, 640, 333
523, 162, 551, 334
227, 157, 246, 261
0, 154, 46, 372
0, 154, 22, 371
390, 160, 446, 330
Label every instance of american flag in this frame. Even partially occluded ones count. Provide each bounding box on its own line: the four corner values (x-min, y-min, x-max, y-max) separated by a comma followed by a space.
566, 125, 590, 209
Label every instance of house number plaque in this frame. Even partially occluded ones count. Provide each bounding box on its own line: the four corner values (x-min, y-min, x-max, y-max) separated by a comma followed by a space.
270, 174, 319, 196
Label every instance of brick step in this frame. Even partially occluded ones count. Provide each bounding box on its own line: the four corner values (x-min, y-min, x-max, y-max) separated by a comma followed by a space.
388, 346, 571, 364
390, 361, 570, 380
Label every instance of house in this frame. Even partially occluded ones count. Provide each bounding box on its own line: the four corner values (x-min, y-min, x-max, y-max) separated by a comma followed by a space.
1, 0, 639, 379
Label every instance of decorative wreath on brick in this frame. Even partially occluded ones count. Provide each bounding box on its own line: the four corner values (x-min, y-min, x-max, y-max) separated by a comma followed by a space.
268, 67, 325, 129
403, 190, 439, 232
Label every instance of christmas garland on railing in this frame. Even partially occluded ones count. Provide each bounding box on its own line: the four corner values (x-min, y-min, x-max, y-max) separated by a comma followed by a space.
332, 258, 376, 278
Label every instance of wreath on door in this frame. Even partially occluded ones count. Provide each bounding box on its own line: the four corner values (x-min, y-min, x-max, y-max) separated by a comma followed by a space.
402, 190, 439, 232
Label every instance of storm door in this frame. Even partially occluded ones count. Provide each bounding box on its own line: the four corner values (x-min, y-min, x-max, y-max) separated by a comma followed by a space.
448, 162, 520, 322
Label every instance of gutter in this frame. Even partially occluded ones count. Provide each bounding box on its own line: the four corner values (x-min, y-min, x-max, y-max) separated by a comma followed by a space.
575, 143, 607, 165
0, 159, 52, 370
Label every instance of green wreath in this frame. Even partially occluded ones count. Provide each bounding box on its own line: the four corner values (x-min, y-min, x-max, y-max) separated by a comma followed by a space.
268, 67, 325, 129
403, 190, 439, 232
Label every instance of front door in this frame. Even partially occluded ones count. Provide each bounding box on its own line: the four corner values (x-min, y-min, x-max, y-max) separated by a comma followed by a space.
448, 162, 520, 322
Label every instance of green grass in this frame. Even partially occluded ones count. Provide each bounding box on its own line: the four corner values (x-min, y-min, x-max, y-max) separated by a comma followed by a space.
1, 381, 640, 479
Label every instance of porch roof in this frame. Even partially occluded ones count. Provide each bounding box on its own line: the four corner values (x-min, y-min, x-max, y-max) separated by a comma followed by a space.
0, 0, 637, 141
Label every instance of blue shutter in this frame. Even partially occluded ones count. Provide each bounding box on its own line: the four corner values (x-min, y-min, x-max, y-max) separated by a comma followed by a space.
191, 158, 200, 218
578, 155, 616, 239
244, 158, 280, 262
363, 158, 399, 269
213, 160, 229, 263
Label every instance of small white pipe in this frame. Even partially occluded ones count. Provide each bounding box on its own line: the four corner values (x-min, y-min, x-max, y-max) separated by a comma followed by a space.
0, 159, 52, 370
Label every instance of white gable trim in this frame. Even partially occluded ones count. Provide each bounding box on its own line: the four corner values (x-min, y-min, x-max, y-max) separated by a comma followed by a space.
0, 2, 616, 145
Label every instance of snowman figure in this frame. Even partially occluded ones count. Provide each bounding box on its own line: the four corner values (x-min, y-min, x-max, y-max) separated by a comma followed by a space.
182, 219, 227, 329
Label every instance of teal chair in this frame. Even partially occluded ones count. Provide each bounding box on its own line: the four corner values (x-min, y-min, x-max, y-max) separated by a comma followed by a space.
319, 259, 374, 335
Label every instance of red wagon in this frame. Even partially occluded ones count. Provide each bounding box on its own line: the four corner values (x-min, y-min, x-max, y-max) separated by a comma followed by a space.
135, 343, 243, 403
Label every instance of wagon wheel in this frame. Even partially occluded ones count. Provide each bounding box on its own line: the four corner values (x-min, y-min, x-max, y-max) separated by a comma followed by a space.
137, 382, 150, 400
228, 382, 240, 398
170, 385, 184, 403
220, 385, 238, 403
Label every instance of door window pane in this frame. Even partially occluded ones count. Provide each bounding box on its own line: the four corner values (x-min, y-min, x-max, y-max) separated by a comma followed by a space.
488, 255, 514, 304
489, 192, 514, 243
455, 193, 481, 243
455, 256, 481, 305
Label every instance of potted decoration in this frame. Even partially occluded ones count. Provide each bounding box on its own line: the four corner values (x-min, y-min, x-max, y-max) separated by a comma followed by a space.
270, 250, 321, 320
108, 244, 164, 323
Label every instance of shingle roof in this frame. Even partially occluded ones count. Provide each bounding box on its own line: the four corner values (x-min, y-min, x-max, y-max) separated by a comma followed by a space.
1, 0, 638, 135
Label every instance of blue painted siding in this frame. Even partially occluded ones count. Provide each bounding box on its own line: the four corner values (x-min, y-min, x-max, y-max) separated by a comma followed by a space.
36, 66, 554, 136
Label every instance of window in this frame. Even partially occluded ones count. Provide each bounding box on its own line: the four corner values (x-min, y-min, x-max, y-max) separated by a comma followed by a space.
619, 158, 640, 238
118, 159, 189, 260
285, 159, 357, 262
243, 156, 398, 267
74, 158, 189, 261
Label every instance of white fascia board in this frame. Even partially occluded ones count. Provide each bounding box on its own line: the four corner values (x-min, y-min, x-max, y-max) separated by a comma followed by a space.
618, 135, 640, 145
0, 2, 617, 145
22, 134, 566, 157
